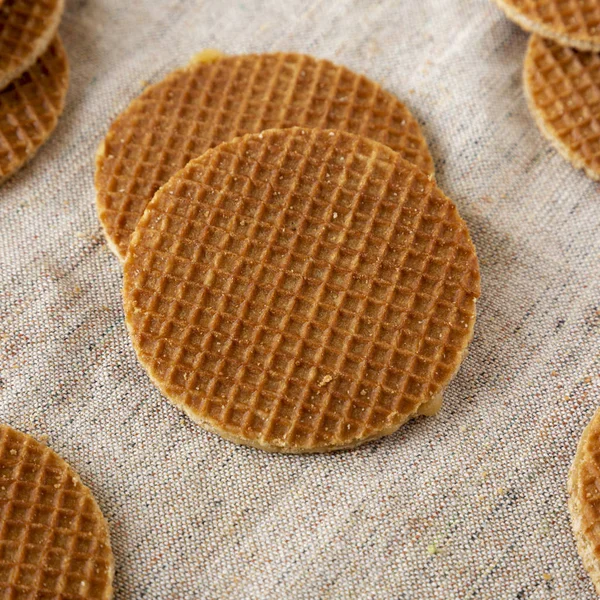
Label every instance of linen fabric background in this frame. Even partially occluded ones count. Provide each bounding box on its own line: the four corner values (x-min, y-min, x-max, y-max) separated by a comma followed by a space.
0, 0, 599, 598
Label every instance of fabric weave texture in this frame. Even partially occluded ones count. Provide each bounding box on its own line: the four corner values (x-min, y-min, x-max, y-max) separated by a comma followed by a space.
0, 0, 599, 598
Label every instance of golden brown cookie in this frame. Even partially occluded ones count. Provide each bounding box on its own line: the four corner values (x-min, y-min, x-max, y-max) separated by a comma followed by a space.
0, 424, 114, 598
0, 0, 65, 91
95, 52, 435, 260
0, 35, 69, 184
524, 34, 600, 180
492, 0, 600, 52
123, 127, 480, 453
569, 406, 600, 594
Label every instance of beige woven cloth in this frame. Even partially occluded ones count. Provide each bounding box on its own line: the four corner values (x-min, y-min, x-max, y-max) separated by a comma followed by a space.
0, 0, 599, 597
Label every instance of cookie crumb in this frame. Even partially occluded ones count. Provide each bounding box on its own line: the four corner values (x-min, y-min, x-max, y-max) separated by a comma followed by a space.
318, 374, 333, 387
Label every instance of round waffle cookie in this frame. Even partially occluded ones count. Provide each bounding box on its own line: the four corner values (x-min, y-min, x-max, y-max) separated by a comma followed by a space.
492, 0, 600, 52
569, 406, 600, 594
524, 34, 600, 180
0, 35, 68, 184
0, 0, 65, 91
96, 52, 434, 261
123, 127, 480, 453
0, 424, 114, 598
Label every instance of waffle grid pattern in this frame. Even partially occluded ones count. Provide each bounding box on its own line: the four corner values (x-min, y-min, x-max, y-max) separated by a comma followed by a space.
495, 0, 600, 49
0, 36, 68, 183
124, 128, 479, 452
96, 52, 434, 259
0, 0, 64, 89
525, 34, 600, 179
580, 458, 600, 545
570, 409, 600, 592
0, 425, 113, 599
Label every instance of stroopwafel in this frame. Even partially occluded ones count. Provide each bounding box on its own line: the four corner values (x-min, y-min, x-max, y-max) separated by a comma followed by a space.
524, 34, 600, 180
493, 0, 600, 52
95, 52, 434, 260
569, 406, 600, 594
123, 127, 480, 453
0, 35, 68, 184
0, 424, 114, 598
0, 0, 65, 91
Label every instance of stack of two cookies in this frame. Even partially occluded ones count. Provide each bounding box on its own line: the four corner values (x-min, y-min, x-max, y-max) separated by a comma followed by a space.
493, 0, 600, 180
0, 0, 69, 183
95, 52, 481, 454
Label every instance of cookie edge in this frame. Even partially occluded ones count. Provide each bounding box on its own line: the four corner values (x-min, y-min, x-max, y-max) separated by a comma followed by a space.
0, 0, 65, 91
492, 0, 600, 52
522, 35, 600, 182
131, 309, 476, 454
0, 35, 70, 185
568, 408, 600, 595
94, 51, 435, 262
122, 127, 479, 454
0, 423, 115, 598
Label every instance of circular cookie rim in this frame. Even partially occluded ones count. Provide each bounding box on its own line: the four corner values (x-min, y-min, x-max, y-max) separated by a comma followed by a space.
123, 127, 479, 454
0, 423, 115, 598
130, 312, 476, 454
568, 407, 600, 595
522, 35, 600, 182
0, 0, 65, 91
0, 34, 70, 185
95, 51, 435, 262
493, 0, 600, 52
